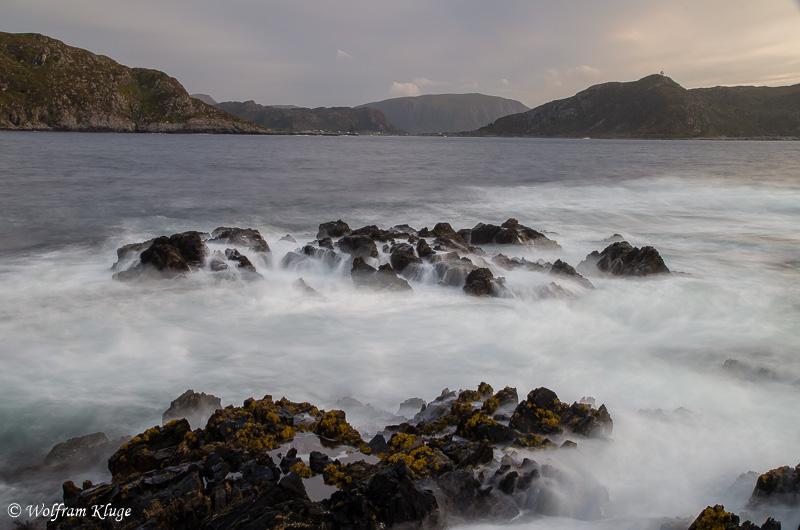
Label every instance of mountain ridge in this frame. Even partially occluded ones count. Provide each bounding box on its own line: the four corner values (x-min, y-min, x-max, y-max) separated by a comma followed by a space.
358, 93, 529, 134
215, 100, 403, 134
472, 74, 800, 138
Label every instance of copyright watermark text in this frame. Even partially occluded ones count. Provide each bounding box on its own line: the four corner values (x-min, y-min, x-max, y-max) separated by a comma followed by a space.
7, 502, 132, 522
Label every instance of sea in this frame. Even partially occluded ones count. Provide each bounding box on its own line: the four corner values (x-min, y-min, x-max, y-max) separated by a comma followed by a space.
0, 132, 798, 529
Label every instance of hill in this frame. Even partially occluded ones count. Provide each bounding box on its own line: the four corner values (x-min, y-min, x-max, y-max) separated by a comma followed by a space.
0, 32, 271, 133
215, 100, 403, 134
357, 93, 529, 134
473, 74, 800, 138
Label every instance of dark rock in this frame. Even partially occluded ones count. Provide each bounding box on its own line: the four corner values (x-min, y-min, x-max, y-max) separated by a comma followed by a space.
364, 462, 441, 528
112, 239, 154, 270
463, 267, 503, 297
368, 434, 390, 455
750, 462, 800, 507
210, 226, 270, 253
317, 220, 352, 239
279, 234, 297, 243
62, 480, 81, 501
466, 219, 560, 248
279, 447, 303, 474
309, 451, 331, 474
580, 241, 670, 277
417, 238, 435, 259
509, 387, 613, 438
350, 224, 391, 242
108, 419, 191, 480
162, 389, 222, 430
390, 242, 422, 272
337, 234, 379, 259
550, 259, 594, 289
317, 236, 334, 250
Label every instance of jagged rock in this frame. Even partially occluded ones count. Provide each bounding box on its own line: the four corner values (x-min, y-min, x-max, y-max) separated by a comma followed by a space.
579, 241, 670, 277
463, 218, 561, 248
108, 419, 192, 480
750, 462, 800, 507
279, 234, 297, 243
337, 234, 379, 259
209, 226, 270, 253
550, 259, 594, 288
509, 387, 613, 438
317, 219, 352, 239
350, 224, 391, 242
162, 389, 222, 429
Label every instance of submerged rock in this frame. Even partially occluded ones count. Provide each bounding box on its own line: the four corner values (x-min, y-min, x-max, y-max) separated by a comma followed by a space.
579, 241, 669, 277
351, 257, 412, 292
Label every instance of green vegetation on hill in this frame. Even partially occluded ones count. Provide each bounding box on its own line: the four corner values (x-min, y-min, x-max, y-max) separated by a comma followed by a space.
215, 100, 402, 134
0, 32, 271, 133
358, 93, 529, 134
473, 74, 800, 138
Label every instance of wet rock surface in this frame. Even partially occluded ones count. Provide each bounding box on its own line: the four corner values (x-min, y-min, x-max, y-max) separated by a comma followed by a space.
579, 240, 670, 277
46, 384, 615, 529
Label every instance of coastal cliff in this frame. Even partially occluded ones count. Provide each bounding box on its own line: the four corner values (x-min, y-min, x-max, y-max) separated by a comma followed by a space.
0, 32, 272, 133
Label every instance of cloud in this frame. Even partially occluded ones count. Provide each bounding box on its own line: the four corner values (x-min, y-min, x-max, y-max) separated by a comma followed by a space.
336, 49, 354, 61
546, 65, 602, 87
389, 82, 420, 97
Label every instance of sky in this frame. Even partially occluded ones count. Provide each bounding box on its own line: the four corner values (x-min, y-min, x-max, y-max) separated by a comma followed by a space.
4, 0, 800, 109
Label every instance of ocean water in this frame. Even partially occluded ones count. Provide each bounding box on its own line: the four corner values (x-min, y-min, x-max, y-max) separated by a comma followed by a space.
0, 132, 798, 528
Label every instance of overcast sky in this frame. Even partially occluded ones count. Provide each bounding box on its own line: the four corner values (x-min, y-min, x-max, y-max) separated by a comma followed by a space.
5, 0, 800, 108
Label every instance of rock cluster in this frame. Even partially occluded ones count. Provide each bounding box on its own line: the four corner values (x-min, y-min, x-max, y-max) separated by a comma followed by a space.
48, 384, 614, 529
112, 219, 673, 299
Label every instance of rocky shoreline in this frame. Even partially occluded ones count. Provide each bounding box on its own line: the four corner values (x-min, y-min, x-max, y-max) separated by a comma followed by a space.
8, 385, 795, 529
